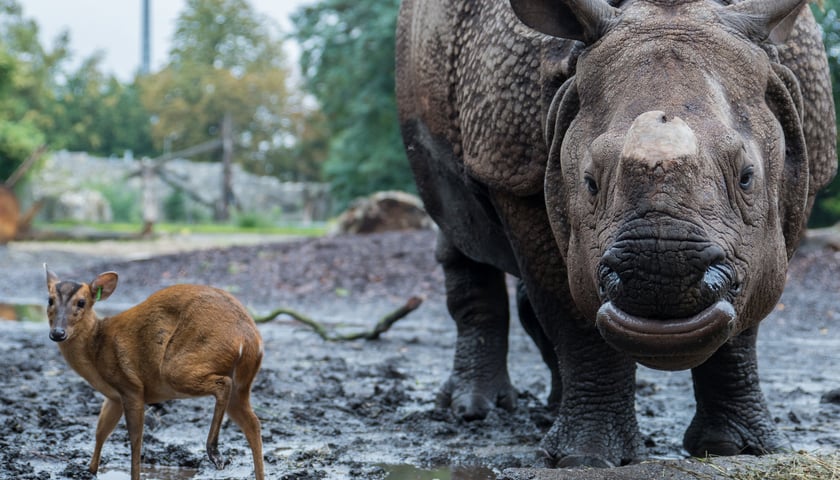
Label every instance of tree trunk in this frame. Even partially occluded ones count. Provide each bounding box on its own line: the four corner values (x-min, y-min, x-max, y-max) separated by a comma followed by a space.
216, 112, 234, 221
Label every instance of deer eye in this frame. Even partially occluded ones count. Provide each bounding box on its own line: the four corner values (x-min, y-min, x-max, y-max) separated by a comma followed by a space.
48, 297, 55, 307
76, 299, 86, 309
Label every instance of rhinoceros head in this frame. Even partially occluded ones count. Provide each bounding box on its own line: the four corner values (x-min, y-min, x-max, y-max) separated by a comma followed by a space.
511, 0, 810, 369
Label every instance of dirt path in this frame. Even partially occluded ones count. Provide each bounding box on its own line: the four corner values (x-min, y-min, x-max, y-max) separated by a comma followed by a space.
1, 231, 838, 479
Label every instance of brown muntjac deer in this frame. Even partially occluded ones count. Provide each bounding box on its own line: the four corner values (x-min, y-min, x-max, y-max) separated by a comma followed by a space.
44, 266, 265, 480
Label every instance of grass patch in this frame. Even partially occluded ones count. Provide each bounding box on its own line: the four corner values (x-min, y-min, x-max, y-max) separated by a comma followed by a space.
35, 221, 328, 237
698, 452, 840, 480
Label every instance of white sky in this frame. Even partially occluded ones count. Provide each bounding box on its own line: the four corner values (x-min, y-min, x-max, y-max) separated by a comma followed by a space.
20, 0, 313, 81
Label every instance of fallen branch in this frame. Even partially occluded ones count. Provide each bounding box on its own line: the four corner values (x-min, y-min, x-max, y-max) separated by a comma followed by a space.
5, 144, 47, 188
253, 296, 423, 341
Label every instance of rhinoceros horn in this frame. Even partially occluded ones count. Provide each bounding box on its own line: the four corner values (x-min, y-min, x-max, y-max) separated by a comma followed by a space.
723, 0, 808, 43
509, 0, 619, 43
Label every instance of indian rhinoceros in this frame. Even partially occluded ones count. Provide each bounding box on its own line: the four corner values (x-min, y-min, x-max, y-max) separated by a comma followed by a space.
395, 0, 837, 467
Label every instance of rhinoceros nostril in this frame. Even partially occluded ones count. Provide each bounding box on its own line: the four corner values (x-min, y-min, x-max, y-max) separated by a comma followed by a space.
597, 263, 621, 302
701, 244, 726, 268
702, 263, 736, 299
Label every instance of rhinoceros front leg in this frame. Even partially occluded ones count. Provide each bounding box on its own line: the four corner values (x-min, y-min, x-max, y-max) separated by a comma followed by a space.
684, 327, 788, 457
516, 281, 561, 407
523, 284, 640, 467
435, 232, 517, 420
541, 326, 640, 466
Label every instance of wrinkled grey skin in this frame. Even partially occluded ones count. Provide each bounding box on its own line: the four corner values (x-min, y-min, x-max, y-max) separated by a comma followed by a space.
396, 0, 837, 468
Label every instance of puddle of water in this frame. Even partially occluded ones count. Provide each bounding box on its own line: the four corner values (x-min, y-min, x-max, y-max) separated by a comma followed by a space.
98, 466, 198, 480
96, 465, 497, 480
0, 303, 45, 322
382, 464, 497, 480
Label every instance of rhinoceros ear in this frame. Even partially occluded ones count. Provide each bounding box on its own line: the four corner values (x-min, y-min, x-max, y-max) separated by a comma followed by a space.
766, 63, 810, 258
721, 0, 807, 44
509, 0, 619, 44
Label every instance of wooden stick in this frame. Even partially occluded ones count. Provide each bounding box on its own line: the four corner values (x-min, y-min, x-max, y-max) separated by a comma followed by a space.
253, 296, 423, 342
5, 144, 47, 187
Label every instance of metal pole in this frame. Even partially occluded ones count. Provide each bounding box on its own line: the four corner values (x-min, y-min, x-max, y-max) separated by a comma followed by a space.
141, 0, 151, 74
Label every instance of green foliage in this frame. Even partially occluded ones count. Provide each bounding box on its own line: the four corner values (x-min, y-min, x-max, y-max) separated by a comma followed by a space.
163, 190, 189, 222
290, 0, 414, 210
51, 54, 155, 157
140, 0, 309, 179
41, 220, 327, 237
0, 120, 42, 181
0, 2, 59, 181
162, 189, 212, 223
0, 0, 154, 186
234, 211, 272, 229
809, 1, 840, 227
0, 1, 68, 135
95, 183, 141, 223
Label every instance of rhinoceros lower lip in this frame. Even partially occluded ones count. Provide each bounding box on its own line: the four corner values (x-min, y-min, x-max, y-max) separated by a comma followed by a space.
595, 300, 735, 371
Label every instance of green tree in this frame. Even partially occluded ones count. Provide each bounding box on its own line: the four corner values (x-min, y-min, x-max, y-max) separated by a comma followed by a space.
140, 0, 303, 178
290, 0, 413, 209
0, 45, 43, 181
51, 53, 155, 157
809, 1, 840, 227
0, 0, 62, 180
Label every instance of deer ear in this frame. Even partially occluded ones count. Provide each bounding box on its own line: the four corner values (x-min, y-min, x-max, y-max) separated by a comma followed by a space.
45, 264, 59, 290
90, 272, 119, 302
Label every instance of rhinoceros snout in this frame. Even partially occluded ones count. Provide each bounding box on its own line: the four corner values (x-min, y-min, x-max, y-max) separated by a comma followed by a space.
595, 222, 739, 370
597, 230, 734, 320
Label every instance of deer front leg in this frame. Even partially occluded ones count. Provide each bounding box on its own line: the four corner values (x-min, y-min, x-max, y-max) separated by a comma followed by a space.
89, 397, 123, 474
121, 395, 146, 480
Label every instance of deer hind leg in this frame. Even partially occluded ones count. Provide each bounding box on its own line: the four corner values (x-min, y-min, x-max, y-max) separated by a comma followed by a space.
164, 362, 234, 470
227, 385, 264, 480
227, 340, 264, 479
89, 397, 123, 474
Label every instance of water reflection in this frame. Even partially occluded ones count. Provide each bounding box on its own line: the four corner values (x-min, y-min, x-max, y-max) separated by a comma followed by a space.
98, 466, 198, 480
95, 465, 495, 480
383, 464, 496, 480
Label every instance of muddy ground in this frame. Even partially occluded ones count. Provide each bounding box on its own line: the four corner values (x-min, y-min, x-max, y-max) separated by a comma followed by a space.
0, 229, 839, 479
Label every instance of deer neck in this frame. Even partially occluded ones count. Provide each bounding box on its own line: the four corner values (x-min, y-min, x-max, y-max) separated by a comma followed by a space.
57, 314, 119, 398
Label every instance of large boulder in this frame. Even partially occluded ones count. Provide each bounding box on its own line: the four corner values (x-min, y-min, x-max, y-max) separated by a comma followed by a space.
334, 191, 433, 234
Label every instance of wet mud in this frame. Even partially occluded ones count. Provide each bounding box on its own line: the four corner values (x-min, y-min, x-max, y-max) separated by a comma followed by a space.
1, 230, 838, 479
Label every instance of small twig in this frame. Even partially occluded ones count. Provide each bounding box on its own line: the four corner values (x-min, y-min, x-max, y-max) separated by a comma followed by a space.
253, 296, 423, 341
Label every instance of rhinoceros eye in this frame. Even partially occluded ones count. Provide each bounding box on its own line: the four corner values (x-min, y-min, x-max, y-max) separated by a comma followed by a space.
738, 165, 754, 191
584, 174, 599, 195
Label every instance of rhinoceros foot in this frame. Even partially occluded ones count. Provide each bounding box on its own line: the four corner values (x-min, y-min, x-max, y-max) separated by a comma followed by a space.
684, 328, 790, 458
683, 404, 789, 457
537, 394, 640, 468
437, 372, 517, 421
